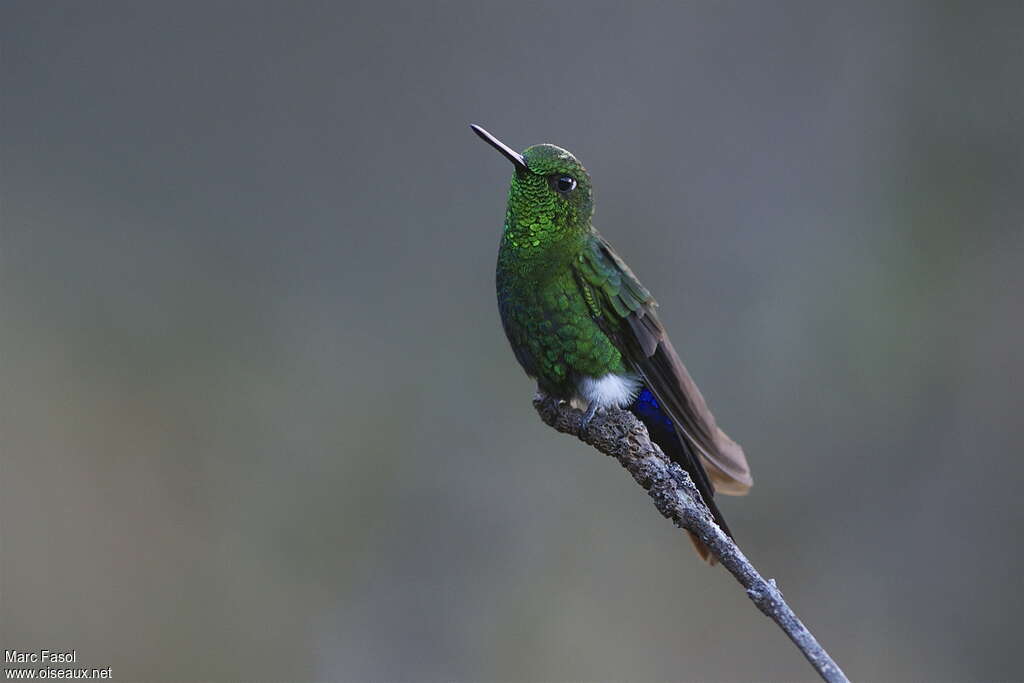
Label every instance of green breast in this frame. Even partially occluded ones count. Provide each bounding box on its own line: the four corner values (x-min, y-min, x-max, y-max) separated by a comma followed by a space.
496, 249, 626, 398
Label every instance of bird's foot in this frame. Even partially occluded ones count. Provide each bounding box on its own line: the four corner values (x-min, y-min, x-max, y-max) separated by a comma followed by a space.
579, 402, 600, 433
534, 388, 558, 412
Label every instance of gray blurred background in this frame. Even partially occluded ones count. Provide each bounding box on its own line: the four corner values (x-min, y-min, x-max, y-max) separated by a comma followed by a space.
3, 2, 1023, 681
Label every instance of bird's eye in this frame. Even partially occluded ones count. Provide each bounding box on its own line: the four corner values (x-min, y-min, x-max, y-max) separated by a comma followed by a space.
549, 174, 577, 193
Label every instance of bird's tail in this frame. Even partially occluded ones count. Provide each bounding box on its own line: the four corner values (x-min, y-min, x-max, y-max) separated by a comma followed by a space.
630, 388, 733, 565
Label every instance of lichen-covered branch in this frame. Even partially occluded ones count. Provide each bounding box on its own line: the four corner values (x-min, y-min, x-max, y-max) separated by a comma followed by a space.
533, 395, 849, 683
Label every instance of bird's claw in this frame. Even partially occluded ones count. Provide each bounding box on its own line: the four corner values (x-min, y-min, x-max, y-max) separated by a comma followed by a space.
579, 402, 600, 433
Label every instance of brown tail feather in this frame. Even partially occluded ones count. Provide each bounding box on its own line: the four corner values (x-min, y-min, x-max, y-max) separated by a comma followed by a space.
688, 531, 717, 565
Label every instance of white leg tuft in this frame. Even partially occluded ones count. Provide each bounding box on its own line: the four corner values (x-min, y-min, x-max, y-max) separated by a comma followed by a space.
576, 373, 641, 410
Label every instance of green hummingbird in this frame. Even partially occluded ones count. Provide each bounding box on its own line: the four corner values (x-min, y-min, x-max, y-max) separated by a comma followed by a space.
472, 124, 753, 561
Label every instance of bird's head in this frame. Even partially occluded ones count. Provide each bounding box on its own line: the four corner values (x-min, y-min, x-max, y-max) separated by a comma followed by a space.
472, 125, 594, 248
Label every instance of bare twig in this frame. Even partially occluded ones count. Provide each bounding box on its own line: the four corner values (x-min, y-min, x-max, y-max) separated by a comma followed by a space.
533, 395, 849, 683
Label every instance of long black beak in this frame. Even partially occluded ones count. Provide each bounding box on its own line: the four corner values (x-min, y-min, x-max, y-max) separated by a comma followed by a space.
470, 124, 528, 172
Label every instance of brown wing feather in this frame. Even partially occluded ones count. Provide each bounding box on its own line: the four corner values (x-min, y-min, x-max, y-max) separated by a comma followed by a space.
629, 313, 752, 495
581, 234, 753, 496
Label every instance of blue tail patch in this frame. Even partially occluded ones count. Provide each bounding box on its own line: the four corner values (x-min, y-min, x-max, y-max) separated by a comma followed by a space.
632, 388, 674, 430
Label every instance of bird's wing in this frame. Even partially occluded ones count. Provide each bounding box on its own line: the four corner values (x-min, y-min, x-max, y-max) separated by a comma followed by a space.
573, 233, 753, 495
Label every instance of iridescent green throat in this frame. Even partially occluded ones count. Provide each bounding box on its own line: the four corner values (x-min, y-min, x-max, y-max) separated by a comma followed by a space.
500, 144, 594, 265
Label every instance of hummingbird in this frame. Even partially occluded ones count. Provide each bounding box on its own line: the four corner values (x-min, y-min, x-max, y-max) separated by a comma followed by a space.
472, 124, 753, 562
